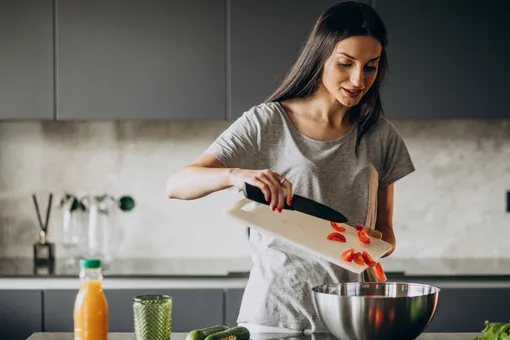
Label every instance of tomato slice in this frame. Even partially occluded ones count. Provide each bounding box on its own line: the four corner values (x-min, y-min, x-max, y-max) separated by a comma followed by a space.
326, 232, 346, 243
341, 248, 354, 262
375, 309, 384, 329
374, 262, 387, 282
330, 221, 345, 232
361, 251, 377, 267
353, 252, 365, 266
355, 225, 364, 231
358, 230, 371, 244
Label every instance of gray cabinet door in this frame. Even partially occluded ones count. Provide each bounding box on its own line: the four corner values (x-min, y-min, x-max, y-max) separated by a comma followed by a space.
225, 289, 244, 327
425, 287, 510, 332
0, 0, 54, 120
44, 289, 224, 332
228, 0, 369, 119
0, 290, 42, 340
56, 0, 226, 120
376, 0, 510, 119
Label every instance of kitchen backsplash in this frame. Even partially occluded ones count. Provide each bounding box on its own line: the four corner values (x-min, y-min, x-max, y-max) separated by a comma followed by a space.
0, 118, 509, 259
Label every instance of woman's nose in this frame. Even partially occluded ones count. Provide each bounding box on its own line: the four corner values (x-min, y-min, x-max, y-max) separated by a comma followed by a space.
350, 69, 364, 88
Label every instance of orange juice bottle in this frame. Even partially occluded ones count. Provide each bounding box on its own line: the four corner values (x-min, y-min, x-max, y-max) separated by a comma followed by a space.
73, 258, 108, 340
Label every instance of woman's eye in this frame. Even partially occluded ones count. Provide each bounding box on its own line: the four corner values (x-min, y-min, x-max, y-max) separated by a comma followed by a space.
365, 65, 377, 71
339, 63, 352, 67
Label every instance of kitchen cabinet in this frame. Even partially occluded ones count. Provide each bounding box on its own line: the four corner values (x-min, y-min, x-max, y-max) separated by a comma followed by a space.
43, 289, 223, 332
0, 0, 54, 120
56, 0, 226, 120
228, 0, 370, 119
0, 290, 43, 340
425, 287, 510, 332
225, 289, 245, 327
376, 0, 510, 119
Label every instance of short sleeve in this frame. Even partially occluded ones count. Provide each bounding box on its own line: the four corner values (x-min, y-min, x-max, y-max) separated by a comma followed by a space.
379, 122, 415, 187
204, 111, 261, 169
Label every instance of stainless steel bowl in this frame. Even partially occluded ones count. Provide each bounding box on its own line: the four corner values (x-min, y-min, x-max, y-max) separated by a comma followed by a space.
312, 282, 440, 340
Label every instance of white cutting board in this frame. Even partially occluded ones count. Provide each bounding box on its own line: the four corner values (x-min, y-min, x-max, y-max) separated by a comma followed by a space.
225, 198, 393, 274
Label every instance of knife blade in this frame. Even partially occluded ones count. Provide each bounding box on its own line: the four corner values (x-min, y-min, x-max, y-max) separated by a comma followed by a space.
242, 182, 348, 223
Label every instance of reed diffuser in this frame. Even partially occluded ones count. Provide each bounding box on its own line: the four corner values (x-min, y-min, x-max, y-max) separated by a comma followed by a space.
32, 193, 55, 266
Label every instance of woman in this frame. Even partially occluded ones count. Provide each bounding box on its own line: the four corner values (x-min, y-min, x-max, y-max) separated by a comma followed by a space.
166, 1, 414, 334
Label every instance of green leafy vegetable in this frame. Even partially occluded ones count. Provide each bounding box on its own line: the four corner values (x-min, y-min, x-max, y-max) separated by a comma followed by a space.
473, 320, 510, 340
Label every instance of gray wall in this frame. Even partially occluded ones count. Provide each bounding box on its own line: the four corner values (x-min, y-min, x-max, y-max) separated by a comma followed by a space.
0, 119, 509, 259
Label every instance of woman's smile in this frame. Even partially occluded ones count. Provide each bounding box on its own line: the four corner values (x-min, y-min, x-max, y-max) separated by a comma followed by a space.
342, 87, 363, 98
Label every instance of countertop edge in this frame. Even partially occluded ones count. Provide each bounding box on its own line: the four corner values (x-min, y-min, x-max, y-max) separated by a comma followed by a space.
26, 332, 483, 340
3, 275, 510, 290
0, 276, 250, 289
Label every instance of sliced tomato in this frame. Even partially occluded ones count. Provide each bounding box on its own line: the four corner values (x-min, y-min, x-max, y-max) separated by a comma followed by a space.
353, 252, 365, 266
375, 309, 384, 329
361, 251, 377, 267
326, 232, 346, 243
358, 230, 371, 244
355, 225, 364, 231
374, 262, 387, 282
388, 308, 396, 323
368, 307, 374, 319
330, 221, 345, 232
341, 249, 354, 262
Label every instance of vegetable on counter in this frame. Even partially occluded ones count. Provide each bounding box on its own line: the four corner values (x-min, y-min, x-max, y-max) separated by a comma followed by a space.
187, 325, 250, 340
205, 326, 250, 340
186, 325, 228, 340
473, 320, 510, 340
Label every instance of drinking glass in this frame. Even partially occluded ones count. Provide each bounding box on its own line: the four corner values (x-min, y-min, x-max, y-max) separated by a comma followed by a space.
133, 295, 172, 340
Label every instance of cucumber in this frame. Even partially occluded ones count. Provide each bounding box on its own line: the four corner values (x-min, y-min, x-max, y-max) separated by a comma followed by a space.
186, 325, 229, 340
204, 326, 250, 340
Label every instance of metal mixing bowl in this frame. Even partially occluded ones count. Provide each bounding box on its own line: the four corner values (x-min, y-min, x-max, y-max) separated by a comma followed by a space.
312, 282, 440, 340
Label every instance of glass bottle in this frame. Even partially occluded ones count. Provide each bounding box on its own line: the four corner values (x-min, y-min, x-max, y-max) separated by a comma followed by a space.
73, 258, 109, 340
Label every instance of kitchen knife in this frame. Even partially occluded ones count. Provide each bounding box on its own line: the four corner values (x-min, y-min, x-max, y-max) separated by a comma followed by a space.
243, 182, 348, 223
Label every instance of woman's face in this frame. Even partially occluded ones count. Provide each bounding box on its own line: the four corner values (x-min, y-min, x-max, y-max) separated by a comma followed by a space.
321, 36, 382, 107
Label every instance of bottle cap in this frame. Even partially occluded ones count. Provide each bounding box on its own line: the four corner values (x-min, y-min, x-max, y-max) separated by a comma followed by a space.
80, 258, 102, 269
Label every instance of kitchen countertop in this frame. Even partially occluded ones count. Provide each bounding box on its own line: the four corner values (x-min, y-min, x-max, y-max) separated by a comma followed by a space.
0, 257, 254, 278
2, 257, 510, 279
2, 257, 510, 290
26, 332, 482, 340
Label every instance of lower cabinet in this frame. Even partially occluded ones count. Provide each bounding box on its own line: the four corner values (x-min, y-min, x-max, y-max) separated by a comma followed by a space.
225, 289, 245, 327
425, 287, 510, 332
43, 289, 224, 332
0, 290, 43, 340
7, 284, 510, 338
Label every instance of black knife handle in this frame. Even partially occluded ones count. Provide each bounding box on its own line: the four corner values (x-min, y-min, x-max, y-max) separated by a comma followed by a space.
243, 183, 292, 209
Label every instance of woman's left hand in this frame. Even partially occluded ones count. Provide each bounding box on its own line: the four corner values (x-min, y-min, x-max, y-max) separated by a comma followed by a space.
364, 227, 382, 240
364, 226, 396, 257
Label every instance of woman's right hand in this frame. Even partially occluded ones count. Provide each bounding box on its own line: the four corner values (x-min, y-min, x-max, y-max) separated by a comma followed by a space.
229, 168, 293, 212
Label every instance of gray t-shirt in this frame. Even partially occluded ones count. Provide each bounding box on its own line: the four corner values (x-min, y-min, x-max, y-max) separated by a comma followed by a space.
205, 101, 415, 332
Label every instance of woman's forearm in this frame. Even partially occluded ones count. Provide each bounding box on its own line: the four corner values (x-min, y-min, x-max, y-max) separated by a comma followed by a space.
166, 165, 234, 200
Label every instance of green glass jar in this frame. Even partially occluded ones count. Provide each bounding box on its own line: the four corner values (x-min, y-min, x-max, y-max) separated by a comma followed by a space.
133, 295, 172, 340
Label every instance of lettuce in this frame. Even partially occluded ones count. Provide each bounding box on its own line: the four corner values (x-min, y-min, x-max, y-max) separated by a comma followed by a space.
473, 321, 510, 340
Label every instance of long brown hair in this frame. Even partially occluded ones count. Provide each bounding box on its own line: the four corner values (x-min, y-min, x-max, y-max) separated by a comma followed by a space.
265, 1, 389, 153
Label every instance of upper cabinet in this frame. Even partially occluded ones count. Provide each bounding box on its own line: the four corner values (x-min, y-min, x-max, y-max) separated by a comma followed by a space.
0, 0, 507, 121
56, 0, 226, 120
228, 0, 369, 120
377, 0, 510, 119
0, 0, 54, 120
